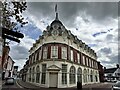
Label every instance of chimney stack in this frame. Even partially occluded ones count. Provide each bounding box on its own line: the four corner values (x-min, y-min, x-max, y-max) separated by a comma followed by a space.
104, 67, 106, 70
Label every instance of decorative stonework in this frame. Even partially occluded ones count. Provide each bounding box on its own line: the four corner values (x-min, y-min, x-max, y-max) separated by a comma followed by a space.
47, 64, 61, 71
29, 5, 97, 59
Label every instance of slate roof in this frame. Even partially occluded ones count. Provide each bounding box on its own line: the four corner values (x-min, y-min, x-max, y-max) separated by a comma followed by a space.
104, 68, 117, 73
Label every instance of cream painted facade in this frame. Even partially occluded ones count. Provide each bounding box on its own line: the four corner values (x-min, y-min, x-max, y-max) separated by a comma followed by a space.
26, 61, 99, 88
24, 6, 100, 88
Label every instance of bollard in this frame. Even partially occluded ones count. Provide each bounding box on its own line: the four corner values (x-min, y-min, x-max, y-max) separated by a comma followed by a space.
77, 81, 82, 90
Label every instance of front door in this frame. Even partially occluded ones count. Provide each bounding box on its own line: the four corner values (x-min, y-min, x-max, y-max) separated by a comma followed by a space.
49, 72, 58, 88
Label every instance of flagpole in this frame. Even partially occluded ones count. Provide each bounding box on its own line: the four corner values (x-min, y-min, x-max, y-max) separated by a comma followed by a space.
55, 4, 58, 20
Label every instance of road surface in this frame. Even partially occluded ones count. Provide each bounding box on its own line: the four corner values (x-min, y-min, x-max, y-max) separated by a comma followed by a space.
2, 79, 114, 90
2, 79, 23, 90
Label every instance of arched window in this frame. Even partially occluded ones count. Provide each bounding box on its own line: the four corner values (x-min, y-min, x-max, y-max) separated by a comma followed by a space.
29, 68, 31, 82
69, 66, 76, 84
36, 66, 40, 83
83, 69, 87, 83
77, 67, 82, 83
90, 70, 93, 82
32, 67, 35, 82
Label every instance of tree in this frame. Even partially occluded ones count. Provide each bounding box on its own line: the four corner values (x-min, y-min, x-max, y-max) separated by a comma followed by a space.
0, 1, 28, 44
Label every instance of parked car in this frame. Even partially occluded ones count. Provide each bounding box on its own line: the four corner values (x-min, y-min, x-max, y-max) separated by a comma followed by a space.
112, 81, 120, 90
5, 77, 14, 85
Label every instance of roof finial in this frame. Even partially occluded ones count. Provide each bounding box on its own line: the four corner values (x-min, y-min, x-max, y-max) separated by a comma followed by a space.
55, 4, 58, 20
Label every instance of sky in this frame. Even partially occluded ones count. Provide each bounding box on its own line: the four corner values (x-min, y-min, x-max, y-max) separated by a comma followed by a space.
8, 2, 119, 71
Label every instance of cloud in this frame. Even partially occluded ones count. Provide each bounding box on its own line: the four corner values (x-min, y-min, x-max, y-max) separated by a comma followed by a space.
10, 45, 28, 60
99, 47, 112, 55
9, 35, 35, 70
106, 34, 114, 41
88, 44, 97, 47
86, 2, 118, 21
20, 23, 42, 40
26, 2, 118, 28
14, 59, 26, 71
9, 2, 118, 70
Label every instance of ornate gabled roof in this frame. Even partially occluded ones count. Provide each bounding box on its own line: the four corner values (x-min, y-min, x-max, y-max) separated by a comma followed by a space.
29, 4, 97, 59
49, 4, 64, 30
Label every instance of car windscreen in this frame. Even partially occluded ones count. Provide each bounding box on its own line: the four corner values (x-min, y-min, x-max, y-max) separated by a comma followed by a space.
114, 81, 120, 87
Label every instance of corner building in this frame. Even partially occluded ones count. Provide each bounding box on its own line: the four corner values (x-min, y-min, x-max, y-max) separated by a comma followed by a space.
26, 6, 100, 88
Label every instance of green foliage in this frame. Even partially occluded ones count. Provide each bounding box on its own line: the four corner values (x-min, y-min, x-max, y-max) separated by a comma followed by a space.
1, 1, 28, 31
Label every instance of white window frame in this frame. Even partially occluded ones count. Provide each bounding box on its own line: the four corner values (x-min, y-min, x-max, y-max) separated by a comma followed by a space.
69, 66, 76, 84
83, 55, 85, 65
51, 46, 58, 58
34, 53, 37, 62
32, 54, 34, 63
77, 53, 80, 64
62, 47, 67, 59
71, 50, 73, 61
39, 49, 42, 60
96, 62, 98, 69
62, 64, 67, 84
86, 57, 88, 66
43, 47, 47, 59
41, 64, 46, 84
92, 60, 94, 68
89, 59, 91, 67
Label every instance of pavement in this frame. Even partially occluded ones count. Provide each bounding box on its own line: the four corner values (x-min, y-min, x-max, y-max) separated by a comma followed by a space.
16, 79, 113, 90
16, 79, 41, 89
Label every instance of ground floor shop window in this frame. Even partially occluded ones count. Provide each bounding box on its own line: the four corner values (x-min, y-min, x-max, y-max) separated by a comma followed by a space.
69, 66, 76, 84
90, 70, 93, 82
62, 64, 67, 84
29, 68, 31, 82
62, 73, 67, 84
77, 67, 82, 82
36, 66, 40, 83
41, 64, 46, 84
90, 75, 93, 82
41, 73, 46, 84
95, 75, 98, 82
32, 67, 35, 82
83, 69, 87, 83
